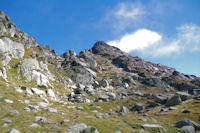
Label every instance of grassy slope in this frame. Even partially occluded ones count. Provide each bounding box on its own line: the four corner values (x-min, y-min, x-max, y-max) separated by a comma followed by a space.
0, 47, 200, 133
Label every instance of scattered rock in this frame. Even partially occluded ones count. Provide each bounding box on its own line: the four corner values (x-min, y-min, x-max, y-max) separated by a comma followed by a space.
137, 117, 147, 122
77, 106, 84, 110
82, 126, 99, 133
24, 100, 30, 104
2, 123, 8, 127
169, 106, 178, 110
151, 117, 158, 123
119, 106, 129, 115
37, 102, 50, 107
141, 124, 163, 132
0, 67, 8, 82
4, 99, 13, 104
47, 89, 56, 100
35, 116, 49, 124
104, 113, 109, 119
45, 108, 57, 113
96, 113, 103, 119
27, 105, 40, 112
2, 118, 12, 124
106, 92, 116, 100
51, 124, 59, 130
30, 123, 40, 128
7, 128, 21, 133
26, 88, 33, 95
9, 110, 19, 115
31, 88, 45, 95
59, 119, 70, 125
182, 109, 192, 114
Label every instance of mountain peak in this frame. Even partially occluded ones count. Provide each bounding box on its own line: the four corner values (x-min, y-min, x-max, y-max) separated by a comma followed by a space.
92, 41, 125, 56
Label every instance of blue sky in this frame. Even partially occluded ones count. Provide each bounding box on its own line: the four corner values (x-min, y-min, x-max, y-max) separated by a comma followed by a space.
1, 0, 200, 76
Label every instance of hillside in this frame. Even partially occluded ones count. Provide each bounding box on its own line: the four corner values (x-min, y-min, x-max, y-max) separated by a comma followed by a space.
0, 10, 200, 133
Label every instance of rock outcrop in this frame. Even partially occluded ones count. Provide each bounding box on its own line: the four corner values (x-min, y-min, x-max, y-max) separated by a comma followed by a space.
18, 58, 53, 88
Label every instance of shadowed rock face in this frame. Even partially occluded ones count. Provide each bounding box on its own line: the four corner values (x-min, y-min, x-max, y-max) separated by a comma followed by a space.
89, 41, 200, 91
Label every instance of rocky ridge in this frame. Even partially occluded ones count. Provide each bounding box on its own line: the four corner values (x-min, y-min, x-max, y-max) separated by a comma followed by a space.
0, 10, 200, 133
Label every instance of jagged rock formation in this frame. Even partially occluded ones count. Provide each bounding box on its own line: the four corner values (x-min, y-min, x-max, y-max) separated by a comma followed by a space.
0, 10, 200, 133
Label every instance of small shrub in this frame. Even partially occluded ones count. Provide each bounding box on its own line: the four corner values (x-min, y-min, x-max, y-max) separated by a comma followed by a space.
72, 66, 81, 72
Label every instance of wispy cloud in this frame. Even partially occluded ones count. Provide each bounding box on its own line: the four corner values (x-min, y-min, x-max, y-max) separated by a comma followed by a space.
113, 2, 144, 19
108, 24, 200, 57
103, 2, 145, 32
102, 1, 181, 33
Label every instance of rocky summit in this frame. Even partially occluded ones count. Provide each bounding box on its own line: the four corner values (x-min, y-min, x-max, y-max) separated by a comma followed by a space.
0, 10, 200, 133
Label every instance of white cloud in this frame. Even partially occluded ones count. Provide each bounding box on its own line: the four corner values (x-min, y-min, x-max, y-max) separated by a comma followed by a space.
108, 29, 162, 52
107, 24, 200, 57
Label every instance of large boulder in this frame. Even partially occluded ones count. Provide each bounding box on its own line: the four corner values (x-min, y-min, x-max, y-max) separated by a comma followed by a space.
131, 103, 144, 112
176, 92, 190, 101
176, 118, 200, 131
147, 100, 160, 108
139, 77, 166, 89
152, 93, 168, 104
68, 66, 96, 85
165, 95, 181, 107
98, 79, 109, 88
67, 123, 87, 133
96, 94, 109, 102
181, 126, 195, 133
